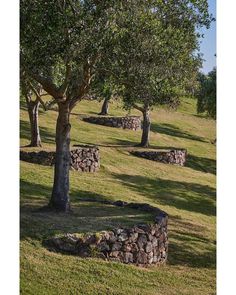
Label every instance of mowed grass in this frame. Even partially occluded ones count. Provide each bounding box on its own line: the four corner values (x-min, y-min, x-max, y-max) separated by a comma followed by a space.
20, 97, 216, 295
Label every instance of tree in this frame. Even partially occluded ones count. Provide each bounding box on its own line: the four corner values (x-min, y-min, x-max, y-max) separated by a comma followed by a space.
92, 76, 116, 116
20, 0, 151, 211
109, 1, 212, 147
20, 74, 47, 147
197, 68, 216, 119
21, 0, 212, 211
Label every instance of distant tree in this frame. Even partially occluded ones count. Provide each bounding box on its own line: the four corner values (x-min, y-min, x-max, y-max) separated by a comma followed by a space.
20, 74, 47, 147
94, 78, 114, 116
197, 68, 216, 119
110, 1, 212, 147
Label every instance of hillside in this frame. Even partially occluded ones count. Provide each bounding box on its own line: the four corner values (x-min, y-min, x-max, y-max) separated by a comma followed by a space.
20, 97, 216, 295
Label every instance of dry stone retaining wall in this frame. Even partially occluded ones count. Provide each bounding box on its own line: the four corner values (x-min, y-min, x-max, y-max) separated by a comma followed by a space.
44, 201, 168, 266
20, 146, 100, 172
131, 149, 187, 166
83, 116, 141, 130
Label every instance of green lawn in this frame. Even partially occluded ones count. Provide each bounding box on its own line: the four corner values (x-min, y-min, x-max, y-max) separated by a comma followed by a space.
20, 97, 216, 295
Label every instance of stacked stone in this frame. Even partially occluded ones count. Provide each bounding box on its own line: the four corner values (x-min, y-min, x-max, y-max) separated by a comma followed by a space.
20, 150, 55, 166
44, 203, 168, 266
83, 116, 141, 130
131, 149, 187, 166
20, 146, 100, 172
71, 147, 100, 172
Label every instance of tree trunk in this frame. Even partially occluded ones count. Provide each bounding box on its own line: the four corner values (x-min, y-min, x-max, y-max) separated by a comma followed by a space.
49, 102, 71, 212
27, 100, 42, 147
99, 97, 109, 115
140, 108, 151, 147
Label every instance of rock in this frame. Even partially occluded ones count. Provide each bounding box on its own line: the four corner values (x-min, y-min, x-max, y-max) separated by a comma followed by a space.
84, 234, 98, 245
109, 251, 120, 258
123, 244, 132, 252
97, 241, 110, 252
124, 252, 133, 263
136, 251, 148, 264
129, 232, 139, 243
111, 242, 122, 251
152, 237, 158, 247
137, 234, 148, 250
118, 231, 128, 242
145, 242, 153, 253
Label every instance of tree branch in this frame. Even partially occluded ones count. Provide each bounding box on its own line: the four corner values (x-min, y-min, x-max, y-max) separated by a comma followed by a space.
133, 103, 145, 113
29, 71, 64, 100
28, 81, 47, 111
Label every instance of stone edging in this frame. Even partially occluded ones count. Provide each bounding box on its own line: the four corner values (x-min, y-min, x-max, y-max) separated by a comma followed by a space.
20, 146, 100, 172
130, 149, 187, 166
44, 200, 168, 266
83, 116, 141, 130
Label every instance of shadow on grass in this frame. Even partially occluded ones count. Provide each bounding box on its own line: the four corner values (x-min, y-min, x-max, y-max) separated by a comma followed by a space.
77, 138, 136, 148
20, 179, 215, 268
111, 173, 216, 216
167, 215, 216, 268
20, 180, 153, 241
151, 123, 207, 142
186, 154, 216, 175
20, 119, 55, 145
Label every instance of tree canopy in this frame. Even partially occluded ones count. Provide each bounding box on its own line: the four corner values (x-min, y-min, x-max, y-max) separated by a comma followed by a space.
197, 68, 216, 119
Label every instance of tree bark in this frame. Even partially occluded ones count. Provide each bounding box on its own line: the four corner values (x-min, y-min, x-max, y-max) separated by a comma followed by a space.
140, 107, 151, 147
99, 97, 109, 115
49, 102, 71, 212
27, 100, 42, 147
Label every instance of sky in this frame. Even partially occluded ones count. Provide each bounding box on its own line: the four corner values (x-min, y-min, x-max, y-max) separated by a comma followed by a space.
199, 0, 216, 74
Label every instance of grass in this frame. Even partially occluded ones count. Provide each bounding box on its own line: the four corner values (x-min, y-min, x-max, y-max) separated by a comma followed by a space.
20, 97, 216, 295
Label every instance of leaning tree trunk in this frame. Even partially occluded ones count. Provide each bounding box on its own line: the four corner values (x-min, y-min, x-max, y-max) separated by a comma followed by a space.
99, 97, 109, 115
27, 100, 42, 147
140, 108, 151, 147
49, 102, 71, 212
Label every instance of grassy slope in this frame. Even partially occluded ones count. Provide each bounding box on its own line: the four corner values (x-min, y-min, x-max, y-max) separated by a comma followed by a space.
20, 97, 216, 295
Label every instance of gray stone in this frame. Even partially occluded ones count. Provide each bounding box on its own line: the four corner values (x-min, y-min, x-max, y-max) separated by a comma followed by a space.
111, 242, 122, 251
123, 252, 133, 263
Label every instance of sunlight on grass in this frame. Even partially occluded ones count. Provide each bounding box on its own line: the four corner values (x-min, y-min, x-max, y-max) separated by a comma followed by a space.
20, 98, 216, 295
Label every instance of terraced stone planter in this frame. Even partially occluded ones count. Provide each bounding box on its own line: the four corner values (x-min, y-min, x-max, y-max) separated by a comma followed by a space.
83, 116, 141, 130
131, 149, 187, 166
20, 146, 100, 172
44, 201, 168, 266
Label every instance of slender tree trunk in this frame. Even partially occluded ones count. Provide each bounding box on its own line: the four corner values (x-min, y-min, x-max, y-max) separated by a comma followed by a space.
99, 97, 109, 115
140, 107, 151, 147
27, 100, 42, 147
49, 102, 71, 212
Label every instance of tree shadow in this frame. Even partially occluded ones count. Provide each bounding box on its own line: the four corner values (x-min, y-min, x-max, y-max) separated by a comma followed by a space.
167, 215, 216, 268
20, 119, 55, 144
20, 179, 215, 268
77, 139, 136, 148
186, 154, 216, 175
20, 180, 153, 241
111, 173, 216, 216
151, 123, 207, 142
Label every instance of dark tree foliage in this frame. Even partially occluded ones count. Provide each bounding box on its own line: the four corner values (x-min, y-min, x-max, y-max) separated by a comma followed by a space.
197, 68, 216, 119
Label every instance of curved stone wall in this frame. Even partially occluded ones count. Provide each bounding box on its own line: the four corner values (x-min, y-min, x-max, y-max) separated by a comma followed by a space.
131, 149, 187, 166
83, 116, 141, 130
20, 146, 100, 172
44, 201, 168, 266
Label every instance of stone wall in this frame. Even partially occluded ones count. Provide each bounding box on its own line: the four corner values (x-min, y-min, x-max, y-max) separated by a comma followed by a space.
44, 201, 168, 266
20, 146, 100, 172
83, 116, 141, 130
131, 149, 187, 166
